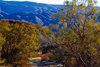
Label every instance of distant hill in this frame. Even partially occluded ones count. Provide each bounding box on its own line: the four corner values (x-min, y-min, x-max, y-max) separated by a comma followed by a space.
0, 1, 100, 25
0, 1, 62, 25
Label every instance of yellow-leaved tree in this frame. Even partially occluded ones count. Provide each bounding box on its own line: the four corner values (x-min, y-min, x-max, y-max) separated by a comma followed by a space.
0, 20, 40, 66
49, 0, 100, 67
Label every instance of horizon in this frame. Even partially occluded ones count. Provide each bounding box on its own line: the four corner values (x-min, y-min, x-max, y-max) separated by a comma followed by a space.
3, 0, 66, 5
3, 0, 100, 6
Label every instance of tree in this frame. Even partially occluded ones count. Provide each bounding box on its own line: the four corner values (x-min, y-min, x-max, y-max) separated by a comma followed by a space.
0, 20, 40, 66
49, 0, 100, 67
0, 33, 5, 64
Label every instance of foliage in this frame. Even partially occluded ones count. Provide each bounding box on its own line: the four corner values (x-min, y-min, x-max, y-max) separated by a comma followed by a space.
48, 0, 100, 67
0, 20, 42, 66
0, 33, 5, 64
0, 0, 100, 67
17, 60, 28, 67
0, 19, 54, 66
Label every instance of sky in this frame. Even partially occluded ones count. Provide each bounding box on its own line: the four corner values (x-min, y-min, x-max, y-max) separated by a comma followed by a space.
4, 0, 100, 6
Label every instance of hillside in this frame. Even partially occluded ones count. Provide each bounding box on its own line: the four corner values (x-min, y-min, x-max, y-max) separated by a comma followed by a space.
0, 1, 100, 25
0, 1, 62, 25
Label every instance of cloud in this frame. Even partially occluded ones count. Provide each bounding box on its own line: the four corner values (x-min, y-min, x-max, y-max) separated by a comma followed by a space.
4, 0, 100, 6
4, 0, 65, 4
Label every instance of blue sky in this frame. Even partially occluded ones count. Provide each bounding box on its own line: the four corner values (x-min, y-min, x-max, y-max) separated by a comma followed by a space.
4, 0, 100, 6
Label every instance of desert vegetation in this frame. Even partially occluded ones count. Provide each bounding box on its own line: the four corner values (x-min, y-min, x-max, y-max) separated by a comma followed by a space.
0, 0, 100, 67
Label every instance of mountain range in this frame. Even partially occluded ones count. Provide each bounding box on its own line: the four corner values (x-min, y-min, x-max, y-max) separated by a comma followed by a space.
0, 1, 62, 25
0, 1, 100, 25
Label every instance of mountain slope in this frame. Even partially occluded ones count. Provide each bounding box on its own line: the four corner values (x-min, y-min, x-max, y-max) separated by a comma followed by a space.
0, 1, 100, 25
0, 1, 62, 25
